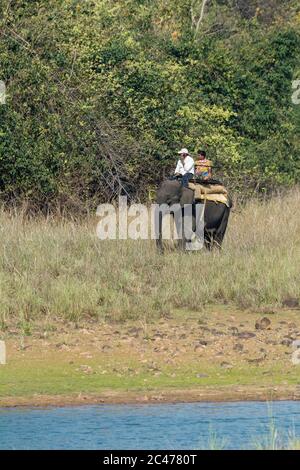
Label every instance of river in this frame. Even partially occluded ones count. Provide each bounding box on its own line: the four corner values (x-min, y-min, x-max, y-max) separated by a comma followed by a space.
1, 401, 300, 450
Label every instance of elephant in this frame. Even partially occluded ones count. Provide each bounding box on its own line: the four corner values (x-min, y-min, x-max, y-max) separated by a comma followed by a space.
155, 179, 231, 252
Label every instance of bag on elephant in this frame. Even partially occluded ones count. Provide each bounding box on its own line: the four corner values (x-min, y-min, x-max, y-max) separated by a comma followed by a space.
188, 182, 230, 207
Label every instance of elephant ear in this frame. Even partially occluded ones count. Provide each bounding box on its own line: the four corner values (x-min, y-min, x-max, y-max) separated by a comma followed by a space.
156, 180, 182, 205
180, 187, 194, 206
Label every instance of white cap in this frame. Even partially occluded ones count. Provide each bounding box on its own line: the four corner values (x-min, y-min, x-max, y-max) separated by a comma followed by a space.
178, 148, 189, 155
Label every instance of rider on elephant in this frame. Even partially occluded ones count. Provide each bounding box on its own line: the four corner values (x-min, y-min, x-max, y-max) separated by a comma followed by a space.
194, 150, 213, 180
174, 148, 195, 188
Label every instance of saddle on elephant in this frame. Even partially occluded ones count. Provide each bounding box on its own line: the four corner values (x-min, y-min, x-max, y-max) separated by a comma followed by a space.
188, 179, 230, 207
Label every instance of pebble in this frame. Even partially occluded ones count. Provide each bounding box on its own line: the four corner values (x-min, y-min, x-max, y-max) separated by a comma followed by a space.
282, 297, 299, 309
233, 343, 244, 352
247, 356, 265, 364
220, 362, 233, 369
255, 317, 271, 330
238, 332, 256, 339
127, 327, 143, 337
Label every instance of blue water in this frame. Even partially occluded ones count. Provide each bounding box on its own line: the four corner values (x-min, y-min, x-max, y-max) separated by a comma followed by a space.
0, 401, 300, 450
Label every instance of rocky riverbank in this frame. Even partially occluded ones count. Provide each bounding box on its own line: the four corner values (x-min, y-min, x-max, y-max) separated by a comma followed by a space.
1, 306, 300, 407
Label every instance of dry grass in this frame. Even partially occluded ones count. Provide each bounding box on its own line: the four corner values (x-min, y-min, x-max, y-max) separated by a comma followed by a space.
0, 189, 299, 327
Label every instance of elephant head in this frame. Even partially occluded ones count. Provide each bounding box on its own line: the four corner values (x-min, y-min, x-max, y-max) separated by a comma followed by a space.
156, 180, 194, 206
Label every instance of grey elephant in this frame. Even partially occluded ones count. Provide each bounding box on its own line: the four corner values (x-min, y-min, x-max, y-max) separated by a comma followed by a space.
155, 180, 231, 252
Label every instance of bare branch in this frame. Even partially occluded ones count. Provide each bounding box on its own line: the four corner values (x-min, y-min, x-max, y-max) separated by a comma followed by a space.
195, 0, 210, 34
190, 0, 211, 36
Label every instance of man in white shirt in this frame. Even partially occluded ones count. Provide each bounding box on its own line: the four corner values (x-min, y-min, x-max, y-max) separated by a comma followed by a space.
174, 148, 195, 187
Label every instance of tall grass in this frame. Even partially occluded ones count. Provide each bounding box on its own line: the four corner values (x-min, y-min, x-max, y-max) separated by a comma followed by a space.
0, 189, 299, 327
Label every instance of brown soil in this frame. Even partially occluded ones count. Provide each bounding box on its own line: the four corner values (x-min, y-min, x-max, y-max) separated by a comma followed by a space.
1, 306, 300, 407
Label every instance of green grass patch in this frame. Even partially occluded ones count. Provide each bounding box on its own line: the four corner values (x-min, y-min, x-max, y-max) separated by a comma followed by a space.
1, 355, 299, 399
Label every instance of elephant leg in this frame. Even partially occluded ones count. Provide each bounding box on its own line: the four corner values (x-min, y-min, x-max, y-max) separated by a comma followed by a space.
171, 207, 185, 250
155, 181, 183, 253
213, 207, 230, 249
179, 188, 195, 251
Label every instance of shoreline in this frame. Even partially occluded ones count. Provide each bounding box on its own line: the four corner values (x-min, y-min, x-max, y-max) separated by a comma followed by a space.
2, 308, 300, 410
2, 385, 300, 408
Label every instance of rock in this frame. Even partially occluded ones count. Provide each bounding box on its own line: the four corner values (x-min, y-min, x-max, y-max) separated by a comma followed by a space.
247, 356, 266, 364
196, 373, 209, 378
0, 341, 6, 365
255, 317, 271, 330
286, 335, 296, 341
220, 361, 232, 369
147, 364, 161, 373
210, 329, 225, 336
194, 341, 208, 351
153, 332, 165, 340
152, 395, 164, 401
281, 338, 293, 347
238, 331, 256, 339
127, 327, 143, 337
282, 297, 299, 309
233, 343, 244, 352
200, 326, 211, 332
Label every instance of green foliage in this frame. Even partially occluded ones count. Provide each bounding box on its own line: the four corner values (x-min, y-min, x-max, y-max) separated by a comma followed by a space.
0, 0, 299, 207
